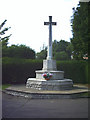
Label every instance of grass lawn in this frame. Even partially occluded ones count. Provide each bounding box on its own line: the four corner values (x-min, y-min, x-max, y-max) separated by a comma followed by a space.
0, 84, 11, 90
74, 83, 90, 97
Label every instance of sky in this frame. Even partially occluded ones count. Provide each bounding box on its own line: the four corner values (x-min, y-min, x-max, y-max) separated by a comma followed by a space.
0, 0, 80, 52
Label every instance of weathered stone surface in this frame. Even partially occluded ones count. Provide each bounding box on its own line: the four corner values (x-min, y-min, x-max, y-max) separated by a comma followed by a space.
26, 78, 73, 90
42, 59, 57, 71
26, 16, 74, 91
4, 84, 88, 99
26, 59, 73, 91
36, 70, 64, 80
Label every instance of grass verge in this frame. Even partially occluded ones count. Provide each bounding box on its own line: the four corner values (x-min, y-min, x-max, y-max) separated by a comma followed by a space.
1, 84, 11, 90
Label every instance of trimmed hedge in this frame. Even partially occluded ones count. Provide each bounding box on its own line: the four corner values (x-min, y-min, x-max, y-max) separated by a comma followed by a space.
2, 57, 42, 84
2, 57, 89, 84
57, 60, 88, 84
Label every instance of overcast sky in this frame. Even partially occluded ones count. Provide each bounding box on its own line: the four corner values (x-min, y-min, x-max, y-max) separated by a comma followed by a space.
0, 0, 80, 52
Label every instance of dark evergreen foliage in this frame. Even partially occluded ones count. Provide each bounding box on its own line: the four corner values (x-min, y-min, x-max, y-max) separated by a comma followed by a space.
71, 2, 89, 59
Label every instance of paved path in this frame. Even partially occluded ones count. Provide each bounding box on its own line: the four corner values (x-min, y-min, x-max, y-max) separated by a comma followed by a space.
2, 92, 88, 118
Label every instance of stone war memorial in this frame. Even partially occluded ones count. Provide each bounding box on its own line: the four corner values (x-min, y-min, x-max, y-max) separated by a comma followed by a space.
26, 16, 73, 90
4, 16, 88, 99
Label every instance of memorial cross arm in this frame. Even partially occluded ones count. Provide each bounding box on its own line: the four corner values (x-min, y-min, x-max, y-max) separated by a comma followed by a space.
44, 22, 57, 25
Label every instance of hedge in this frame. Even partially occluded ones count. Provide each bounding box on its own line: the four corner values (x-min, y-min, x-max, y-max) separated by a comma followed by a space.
57, 60, 88, 84
2, 57, 42, 84
2, 57, 89, 84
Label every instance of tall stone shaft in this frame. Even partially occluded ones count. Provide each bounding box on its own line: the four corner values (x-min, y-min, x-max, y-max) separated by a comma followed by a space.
44, 16, 56, 60
48, 16, 52, 60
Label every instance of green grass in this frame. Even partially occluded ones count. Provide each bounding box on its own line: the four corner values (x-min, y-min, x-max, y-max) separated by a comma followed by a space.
1, 84, 11, 90
74, 84, 90, 97
80, 92, 90, 98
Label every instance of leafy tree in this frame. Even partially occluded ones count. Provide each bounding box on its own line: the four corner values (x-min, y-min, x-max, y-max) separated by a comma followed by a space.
0, 20, 11, 58
66, 43, 73, 59
52, 40, 72, 60
36, 40, 73, 60
0, 20, 11, 47
2, 44, 35, 59
54, 51, 69, 60
71, 2, 89, 59
0, 20, 35, 59
36, 47, 47, 59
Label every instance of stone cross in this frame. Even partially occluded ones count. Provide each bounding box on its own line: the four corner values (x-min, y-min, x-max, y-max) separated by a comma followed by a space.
44, 16, 57, 60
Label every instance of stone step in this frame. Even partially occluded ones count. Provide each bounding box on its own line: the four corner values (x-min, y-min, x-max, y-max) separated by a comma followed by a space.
26, 78, 73, 91
36, 70, 64, 80
3, 84, 88, 99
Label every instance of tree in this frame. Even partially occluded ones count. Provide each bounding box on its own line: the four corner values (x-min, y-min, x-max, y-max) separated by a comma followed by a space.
66, 43, 73, 59
0, 20, 35, 59
2, 44, 35, 59
36, 39, 73, 60
71, 2, 89, 59
36, 47, 47, 59
0, 20, 11, 58
52, 40, 72, 60
0, 20, 11, 47
54, 51, 69, 60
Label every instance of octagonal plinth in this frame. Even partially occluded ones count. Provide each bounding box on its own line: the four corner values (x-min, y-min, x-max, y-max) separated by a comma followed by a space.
36, 70, 64, 80
26, 78, 73, 90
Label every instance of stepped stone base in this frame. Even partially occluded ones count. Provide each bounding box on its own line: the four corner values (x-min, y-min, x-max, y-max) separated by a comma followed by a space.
26, 59, 73, 91
36, 70, 64, 80
26, 78, 73, 90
